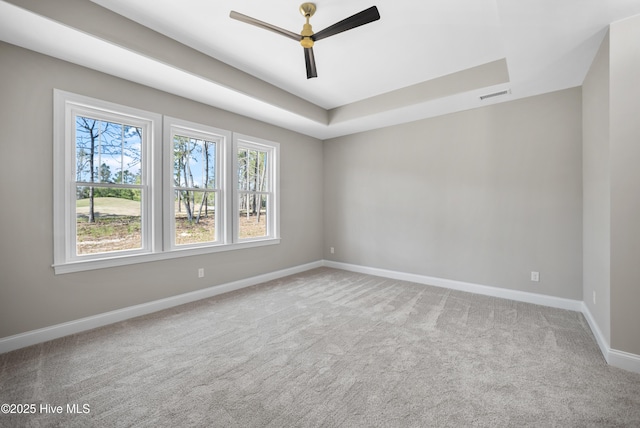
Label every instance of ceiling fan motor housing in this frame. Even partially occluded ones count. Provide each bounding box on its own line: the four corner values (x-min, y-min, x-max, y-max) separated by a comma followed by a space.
301, 25, 314, 48
300, 3, 316, 48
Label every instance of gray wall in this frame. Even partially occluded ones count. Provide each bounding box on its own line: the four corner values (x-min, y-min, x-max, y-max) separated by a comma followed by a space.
581, 14, 640, 357
610, 14, 640, 355
0, 42, 324, 338
582, 31, 611, 343
324, 89, 583, 300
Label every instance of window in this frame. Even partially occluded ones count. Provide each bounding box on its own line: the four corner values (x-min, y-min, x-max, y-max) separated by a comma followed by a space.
234, 135, 279, 242
53, 91, 161, 267
164, 118, 229, 250
74, 117, 145, 255
54, 91, 279, 274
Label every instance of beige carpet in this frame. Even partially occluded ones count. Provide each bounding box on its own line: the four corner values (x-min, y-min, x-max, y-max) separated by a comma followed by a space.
1, 267, 640, 427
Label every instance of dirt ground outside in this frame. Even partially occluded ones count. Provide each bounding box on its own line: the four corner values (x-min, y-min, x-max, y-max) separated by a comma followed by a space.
76, 197, 267, 255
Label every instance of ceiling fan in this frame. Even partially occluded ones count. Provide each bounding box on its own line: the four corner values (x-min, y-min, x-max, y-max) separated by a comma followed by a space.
230, 3, 380, 79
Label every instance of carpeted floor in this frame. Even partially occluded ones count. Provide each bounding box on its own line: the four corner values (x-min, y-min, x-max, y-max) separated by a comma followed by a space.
1, 267, 640, 427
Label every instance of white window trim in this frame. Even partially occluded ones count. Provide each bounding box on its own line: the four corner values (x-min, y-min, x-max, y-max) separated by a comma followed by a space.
53, 91, 280, 275
233, 133, 280, 243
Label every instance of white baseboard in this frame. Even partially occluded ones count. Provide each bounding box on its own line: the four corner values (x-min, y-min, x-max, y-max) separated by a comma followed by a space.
581, 302, 640, 374
0, 260, 323, 355
3, 259, 640, 375
323, 260, 583, 312
580, 302, 611, 361
608, 349, 640, 374
324, 260, 640, 374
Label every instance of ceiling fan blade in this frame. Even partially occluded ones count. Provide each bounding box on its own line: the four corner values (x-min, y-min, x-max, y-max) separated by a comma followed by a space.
304, 47, 318, 79
230, 11, 300, 41
313, 6, 380, 42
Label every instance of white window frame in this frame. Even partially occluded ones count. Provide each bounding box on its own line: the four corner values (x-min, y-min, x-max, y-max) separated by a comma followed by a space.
233, 134, 280, 243
53, 91, 280, 275
163, 117, 230, 251
53, 90, 162, 270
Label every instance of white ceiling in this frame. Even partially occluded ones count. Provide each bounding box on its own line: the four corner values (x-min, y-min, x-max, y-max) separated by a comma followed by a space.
2, 0, 640, 139
92, 0, 506, 110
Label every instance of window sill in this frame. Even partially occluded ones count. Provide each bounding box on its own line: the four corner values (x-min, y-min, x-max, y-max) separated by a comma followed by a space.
52, 238, 280, 274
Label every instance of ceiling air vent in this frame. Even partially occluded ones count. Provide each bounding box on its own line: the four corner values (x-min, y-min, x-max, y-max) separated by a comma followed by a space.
479, 89, 510, 101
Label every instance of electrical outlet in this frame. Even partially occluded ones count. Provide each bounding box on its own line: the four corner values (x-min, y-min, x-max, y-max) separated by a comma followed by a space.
530, 271, 540, 282
330, 247, 335, 254
198, 268, 204, 278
